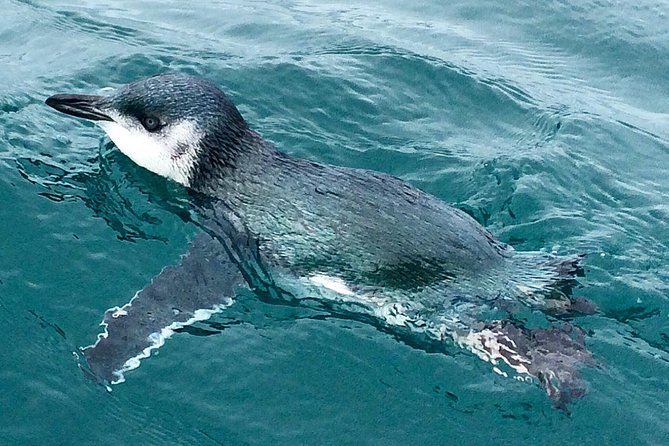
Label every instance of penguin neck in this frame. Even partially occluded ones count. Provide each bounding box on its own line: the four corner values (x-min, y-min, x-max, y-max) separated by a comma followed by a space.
190, 128, 316, 214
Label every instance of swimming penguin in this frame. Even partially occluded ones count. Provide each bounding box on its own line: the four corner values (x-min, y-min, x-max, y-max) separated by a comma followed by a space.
46, 73, 594, 408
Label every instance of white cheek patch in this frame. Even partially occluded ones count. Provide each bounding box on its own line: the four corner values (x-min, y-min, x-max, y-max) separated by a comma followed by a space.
98, 115, 201, 186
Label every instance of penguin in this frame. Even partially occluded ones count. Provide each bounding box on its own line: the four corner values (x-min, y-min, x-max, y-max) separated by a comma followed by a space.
46, 73, 594, 408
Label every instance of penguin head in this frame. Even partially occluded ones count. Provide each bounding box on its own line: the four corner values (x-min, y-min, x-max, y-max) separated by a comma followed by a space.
46, 73, 249, 186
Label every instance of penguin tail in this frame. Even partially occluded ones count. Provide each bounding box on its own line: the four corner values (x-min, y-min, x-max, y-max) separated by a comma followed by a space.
504, 251, 596, 315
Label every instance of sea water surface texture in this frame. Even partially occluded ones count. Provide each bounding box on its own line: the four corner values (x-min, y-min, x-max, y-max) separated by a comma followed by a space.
1, 1, 668, 445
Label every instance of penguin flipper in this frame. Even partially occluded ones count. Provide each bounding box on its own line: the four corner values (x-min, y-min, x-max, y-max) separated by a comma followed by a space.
80, 231, 244, 386
458, 319, 593, 411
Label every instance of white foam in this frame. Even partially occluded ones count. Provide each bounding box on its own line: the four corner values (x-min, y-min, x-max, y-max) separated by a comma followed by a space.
492, 366, 508, 378
377, 302, 412, 326
97, 87, 116, 95
111, 307, 128, 318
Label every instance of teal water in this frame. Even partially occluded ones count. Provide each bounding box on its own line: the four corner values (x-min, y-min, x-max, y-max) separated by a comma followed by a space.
2, 0, 669, 444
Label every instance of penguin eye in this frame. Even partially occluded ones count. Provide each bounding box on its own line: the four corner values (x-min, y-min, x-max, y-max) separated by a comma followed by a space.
141, 116, 161, 132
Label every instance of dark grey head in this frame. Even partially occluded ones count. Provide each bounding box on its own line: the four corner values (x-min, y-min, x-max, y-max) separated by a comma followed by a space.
46, 73, 249, 186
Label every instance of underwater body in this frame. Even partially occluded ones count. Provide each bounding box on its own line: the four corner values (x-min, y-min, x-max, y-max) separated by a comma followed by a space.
2, 1, 669, 445
47, 74, 593, 408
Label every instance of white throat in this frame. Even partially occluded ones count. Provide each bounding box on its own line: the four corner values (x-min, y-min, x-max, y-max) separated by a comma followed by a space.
98, 116, 202, 186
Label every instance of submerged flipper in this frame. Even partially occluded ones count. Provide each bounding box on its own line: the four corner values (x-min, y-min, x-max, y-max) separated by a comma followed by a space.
457, 319, 593, 410
80, 232, 244, 385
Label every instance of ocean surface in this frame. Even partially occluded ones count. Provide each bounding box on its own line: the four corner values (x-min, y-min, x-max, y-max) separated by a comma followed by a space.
1, 0, 668, 444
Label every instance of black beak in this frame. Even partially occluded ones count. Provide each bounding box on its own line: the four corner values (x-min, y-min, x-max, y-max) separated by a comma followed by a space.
45, 94, 114, 122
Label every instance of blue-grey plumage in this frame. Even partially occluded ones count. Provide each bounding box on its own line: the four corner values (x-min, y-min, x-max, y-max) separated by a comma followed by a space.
46, 73, 594, 409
